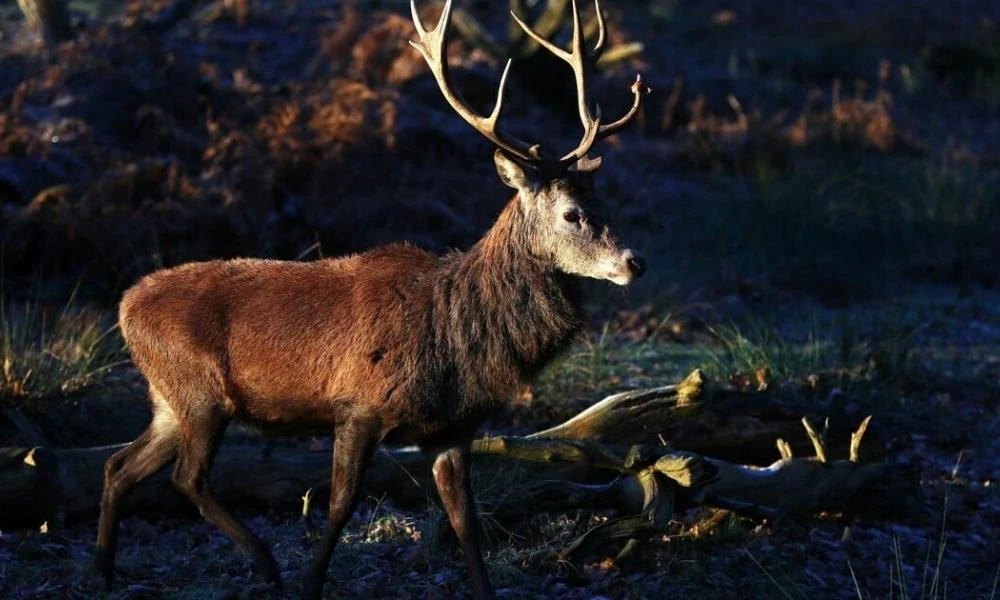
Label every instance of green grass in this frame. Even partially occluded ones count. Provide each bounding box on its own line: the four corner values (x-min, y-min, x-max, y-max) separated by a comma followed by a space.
704, 321, 837, 384
532, 323, 706, 405
0, 293, 126, 403
527, 295, 928, 430
702, 312, 922, 387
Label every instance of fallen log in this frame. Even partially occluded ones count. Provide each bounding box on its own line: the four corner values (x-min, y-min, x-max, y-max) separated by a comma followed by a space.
0, 441, 435, 530
474, 416, 920, 562
0, 370, 916, 553
526, 369, 884, 464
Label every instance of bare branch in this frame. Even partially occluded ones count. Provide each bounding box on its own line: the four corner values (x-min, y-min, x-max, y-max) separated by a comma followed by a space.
801, 417, 828, 463
850, 415, 873, 463
300, 487, 318, 536
776, 438, 793, 460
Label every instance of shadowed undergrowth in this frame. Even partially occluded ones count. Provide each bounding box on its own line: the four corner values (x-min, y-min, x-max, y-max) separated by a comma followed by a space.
642, 155, 999, 308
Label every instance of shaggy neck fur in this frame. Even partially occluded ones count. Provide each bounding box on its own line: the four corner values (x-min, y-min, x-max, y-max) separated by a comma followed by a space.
433, 194, 583, 417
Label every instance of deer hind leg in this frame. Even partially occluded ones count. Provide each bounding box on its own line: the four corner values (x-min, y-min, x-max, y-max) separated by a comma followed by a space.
301, 417, 382, 600
170, 405, 282, 588
433, 445, 494, 600
94, 389, 180, 587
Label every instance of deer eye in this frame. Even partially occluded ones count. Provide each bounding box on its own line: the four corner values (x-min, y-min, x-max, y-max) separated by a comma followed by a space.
563, 210, 581, 223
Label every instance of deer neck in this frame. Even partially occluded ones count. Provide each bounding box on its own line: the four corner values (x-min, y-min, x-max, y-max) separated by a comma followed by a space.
441, 195, 583, 383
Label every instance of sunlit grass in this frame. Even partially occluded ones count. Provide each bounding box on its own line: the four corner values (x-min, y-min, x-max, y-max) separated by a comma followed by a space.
698, 307, 925, 391
707, 320, 838, 384
0, 293, 126, 403
533, 323, 705, 402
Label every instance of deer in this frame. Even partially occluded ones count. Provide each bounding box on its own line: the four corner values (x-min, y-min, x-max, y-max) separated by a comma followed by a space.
93, 0, 648, 598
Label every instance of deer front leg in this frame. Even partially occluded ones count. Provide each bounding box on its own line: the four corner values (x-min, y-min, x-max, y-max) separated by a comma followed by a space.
302, 418, 381, 600
433, 445, 494, 600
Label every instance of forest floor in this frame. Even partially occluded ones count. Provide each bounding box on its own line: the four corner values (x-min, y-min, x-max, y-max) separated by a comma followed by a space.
1, 285, 998, 599
1, 0, 999, 598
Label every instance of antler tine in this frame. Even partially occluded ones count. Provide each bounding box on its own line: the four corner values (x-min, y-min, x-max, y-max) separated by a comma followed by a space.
409, 0, 427, 36
514, 0, 646, 166
513, 0, 605, 65
566, 0, 600, 157
510, 9, 570, 62
410, 0, 541, 162
592, 0, 606, 58
594, 74, 650, 143
514, 0, 600, 165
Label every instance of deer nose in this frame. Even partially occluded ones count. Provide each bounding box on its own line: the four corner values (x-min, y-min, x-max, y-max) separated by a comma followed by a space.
626, 252, 646, 278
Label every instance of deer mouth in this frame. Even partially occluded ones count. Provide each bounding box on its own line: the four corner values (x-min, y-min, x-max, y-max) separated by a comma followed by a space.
605, 251, 645, 285
607, 272, 634, 286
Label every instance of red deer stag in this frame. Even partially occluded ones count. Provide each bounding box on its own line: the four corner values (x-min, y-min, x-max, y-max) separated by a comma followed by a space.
94, 0, 648, 597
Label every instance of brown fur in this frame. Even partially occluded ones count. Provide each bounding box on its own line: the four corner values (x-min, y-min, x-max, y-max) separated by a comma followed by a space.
93, 172, 642, 599
121, 195, 581, 446
96, 0, 648, 594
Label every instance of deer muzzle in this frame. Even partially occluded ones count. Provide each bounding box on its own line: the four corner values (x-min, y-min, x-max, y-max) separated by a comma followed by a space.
606, 249, 645, 286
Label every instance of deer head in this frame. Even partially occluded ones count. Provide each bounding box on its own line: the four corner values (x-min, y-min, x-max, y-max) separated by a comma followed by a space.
410, 0, 649, 285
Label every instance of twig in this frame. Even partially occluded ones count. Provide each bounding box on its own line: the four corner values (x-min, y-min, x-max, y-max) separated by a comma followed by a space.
301, 488, 316, 537
661, 75, 684, 131
727, 94, 748, 127
849, 416, 872, 463
801, 417, 828, 463
776, 438, 793, 460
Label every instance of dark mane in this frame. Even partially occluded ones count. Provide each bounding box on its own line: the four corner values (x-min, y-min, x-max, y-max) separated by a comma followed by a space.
432, 195, 583, 418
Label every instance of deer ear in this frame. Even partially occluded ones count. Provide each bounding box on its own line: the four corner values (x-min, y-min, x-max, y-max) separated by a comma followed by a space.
494, 150, 538, 190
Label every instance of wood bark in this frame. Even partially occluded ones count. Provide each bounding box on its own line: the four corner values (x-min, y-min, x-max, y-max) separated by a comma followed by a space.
0, 442, 436, 530
524, 370, 884, 465
0, 371, 917, 549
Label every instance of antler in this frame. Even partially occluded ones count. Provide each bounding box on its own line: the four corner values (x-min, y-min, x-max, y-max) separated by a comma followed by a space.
410, 0, 649, 169
512, 0, 649, 167
409, 0, 542, 162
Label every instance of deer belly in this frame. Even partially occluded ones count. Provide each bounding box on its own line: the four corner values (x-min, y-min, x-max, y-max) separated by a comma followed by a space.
227, 390, 347, 429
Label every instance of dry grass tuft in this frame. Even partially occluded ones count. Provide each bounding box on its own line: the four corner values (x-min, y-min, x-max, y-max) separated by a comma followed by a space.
309, 80, 397, 150
1, 296, 125, 403
349, 12, 430, 86
786, 86, 897, 152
